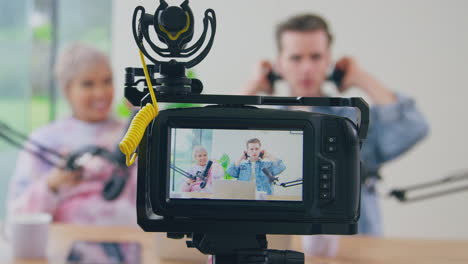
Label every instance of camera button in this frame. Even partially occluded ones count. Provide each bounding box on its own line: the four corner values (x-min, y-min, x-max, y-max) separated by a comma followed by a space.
326, 137, 337, 143
320, 192, 330, 199
320, 173, 330, 180
326, 144, 337, 153
320, 163, 331, 171
320, 181, 330, 189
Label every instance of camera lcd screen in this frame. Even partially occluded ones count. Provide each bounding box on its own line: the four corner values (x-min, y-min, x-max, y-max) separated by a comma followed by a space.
169, 128, 303, 201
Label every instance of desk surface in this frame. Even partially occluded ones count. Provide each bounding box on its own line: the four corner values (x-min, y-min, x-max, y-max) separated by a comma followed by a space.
5, 224, 468, 264
175, 192, 301, 201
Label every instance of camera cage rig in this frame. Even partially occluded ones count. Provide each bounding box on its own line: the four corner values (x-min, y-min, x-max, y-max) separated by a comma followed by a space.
124, 1, 369, 263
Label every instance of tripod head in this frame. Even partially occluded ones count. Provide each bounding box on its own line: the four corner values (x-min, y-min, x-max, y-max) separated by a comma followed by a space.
127, 0, 216, 95
181, 233, 304, 264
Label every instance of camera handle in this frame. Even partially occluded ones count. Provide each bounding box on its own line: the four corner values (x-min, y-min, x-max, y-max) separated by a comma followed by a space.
123, 86, 370, 143
185, 233, 304, 264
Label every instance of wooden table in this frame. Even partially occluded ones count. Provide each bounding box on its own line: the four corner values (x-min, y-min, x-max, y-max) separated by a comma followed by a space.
173, 192, 301, 201
5, 224, 468, 264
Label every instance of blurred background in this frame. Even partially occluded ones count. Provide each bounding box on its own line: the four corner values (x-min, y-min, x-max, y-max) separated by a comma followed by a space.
0, 0, 113, 218
1, 0, 467, 239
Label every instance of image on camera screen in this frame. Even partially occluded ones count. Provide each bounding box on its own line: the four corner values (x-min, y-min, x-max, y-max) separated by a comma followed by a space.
169, 128, 303, 201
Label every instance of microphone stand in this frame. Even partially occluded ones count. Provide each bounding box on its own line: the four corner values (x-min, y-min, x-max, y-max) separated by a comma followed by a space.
388, 171, 468, 203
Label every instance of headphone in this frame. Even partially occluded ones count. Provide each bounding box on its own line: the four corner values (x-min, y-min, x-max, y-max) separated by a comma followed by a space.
65, 145, 130, 201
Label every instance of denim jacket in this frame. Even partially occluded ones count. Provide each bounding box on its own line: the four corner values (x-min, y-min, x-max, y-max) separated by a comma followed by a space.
312, 92, 429, 235
313, 93, 429, 177
227, 159, 286, 194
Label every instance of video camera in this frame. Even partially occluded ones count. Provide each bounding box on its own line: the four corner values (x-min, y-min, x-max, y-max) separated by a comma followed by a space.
122, 0, 369, 262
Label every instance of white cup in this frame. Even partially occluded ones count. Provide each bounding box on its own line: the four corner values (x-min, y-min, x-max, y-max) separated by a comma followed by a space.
302, 235, 339, 257
4, 213, 52, 259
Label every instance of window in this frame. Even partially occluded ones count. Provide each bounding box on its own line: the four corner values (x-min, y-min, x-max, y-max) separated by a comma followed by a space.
0, 0, 113, 219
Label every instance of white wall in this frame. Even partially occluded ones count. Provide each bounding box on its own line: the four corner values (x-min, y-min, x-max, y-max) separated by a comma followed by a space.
112, 0, 468, 239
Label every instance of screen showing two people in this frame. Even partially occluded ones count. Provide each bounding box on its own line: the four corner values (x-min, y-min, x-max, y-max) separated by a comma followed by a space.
169, 128, 303, 201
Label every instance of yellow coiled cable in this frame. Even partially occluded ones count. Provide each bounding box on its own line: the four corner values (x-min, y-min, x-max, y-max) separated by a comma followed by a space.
119, 50, 159, 166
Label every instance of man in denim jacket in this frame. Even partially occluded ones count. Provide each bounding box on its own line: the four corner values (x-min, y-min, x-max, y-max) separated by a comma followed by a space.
227, 138, 286, 195
241, 14, 429, 236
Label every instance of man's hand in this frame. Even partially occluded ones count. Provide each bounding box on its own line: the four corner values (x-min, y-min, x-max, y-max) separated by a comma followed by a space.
235, 151, 248, 166
335, 57, 363, 93
335, 56, 396, 105
262, 150, 278, 162
240, 60, 274, 95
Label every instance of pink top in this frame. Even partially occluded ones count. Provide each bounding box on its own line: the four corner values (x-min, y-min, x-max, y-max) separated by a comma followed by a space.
180, 161, 224, 193
7, 117, 137, 226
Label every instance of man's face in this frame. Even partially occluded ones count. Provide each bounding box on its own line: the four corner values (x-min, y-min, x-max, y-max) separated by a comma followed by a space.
277, 30, 331, 97
247, 143, 261, 160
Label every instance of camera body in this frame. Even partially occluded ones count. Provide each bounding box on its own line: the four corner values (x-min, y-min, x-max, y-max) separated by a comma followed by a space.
133, 94, 368, 236
127, 0, 369, 242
